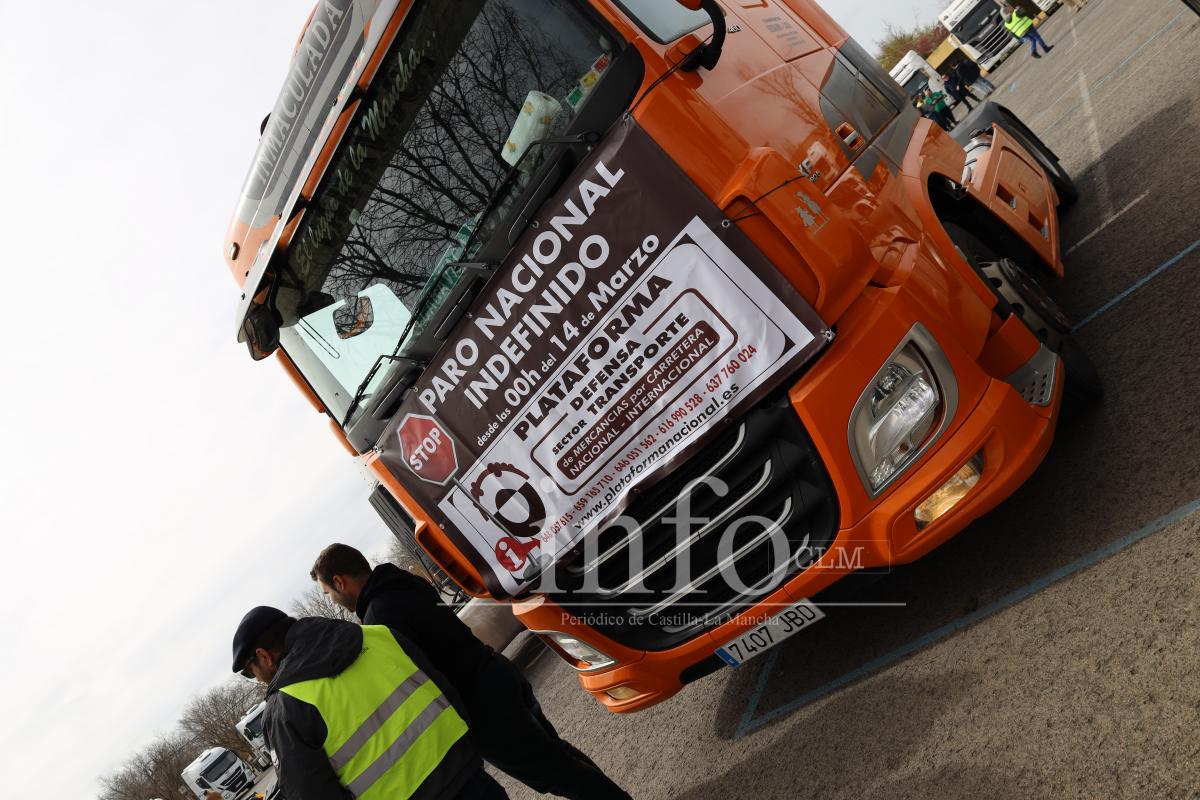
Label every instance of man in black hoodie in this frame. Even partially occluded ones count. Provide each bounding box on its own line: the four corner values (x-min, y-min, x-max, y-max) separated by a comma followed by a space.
311, 544, 630, 800
954, 58, 994, 97
231, 606, 508, 800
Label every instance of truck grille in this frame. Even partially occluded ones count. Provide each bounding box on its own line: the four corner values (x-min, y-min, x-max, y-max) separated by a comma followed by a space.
224, 770, 247, 792
549, 404, 838, 650
962, 19, 1018, 68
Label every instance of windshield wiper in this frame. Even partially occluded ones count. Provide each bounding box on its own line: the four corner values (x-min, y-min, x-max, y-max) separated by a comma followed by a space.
459, 131, 599, 259
339, 131, 599, 430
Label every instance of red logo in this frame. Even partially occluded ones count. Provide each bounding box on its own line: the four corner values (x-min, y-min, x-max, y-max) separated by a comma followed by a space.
495, 537, 541, 573
396, 414, 458, 486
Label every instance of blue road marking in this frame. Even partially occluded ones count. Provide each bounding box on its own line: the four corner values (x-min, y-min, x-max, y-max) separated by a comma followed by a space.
735, 494, 1200, 738
1091, 11, 1184, 92
1074, 235, 1200, 330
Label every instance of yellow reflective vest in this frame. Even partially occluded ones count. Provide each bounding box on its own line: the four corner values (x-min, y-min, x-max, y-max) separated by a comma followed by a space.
1005, 10, 1036, 37
280, 625, 470, 800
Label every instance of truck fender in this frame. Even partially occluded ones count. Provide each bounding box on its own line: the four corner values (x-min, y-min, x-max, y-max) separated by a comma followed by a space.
953, 101, 1077, 207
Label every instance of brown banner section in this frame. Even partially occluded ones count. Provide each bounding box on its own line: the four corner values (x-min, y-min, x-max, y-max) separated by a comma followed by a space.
378, 118, 831, 597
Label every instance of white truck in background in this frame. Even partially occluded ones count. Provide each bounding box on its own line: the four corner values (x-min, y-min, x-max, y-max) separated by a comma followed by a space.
889, 50, 944, 99
181, 747, 256, 800
940, 0, 1057, 73
235, 702, 273, 770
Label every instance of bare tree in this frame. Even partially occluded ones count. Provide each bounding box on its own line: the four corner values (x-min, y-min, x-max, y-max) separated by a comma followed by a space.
876, 21, 949, 69
177, 679, 263, 763
291, 583, 359, 621
382, 533, 430, 577
98, 729, 199, 800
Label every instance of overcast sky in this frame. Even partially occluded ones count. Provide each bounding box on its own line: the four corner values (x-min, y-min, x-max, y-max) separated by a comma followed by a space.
0, 1, 945, 796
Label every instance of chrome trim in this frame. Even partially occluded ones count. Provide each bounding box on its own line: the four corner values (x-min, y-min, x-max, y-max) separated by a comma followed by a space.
659, 538, 808, 634
597, 460, 774, 596
630, 496, 796, 619
574, 424, 748, 577
847, 323, 960, 498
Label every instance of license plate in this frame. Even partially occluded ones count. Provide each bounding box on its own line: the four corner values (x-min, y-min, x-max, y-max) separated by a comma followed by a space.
715, 599, 825, 667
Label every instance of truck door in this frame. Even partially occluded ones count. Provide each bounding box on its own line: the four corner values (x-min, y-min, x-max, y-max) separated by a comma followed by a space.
816, 38, 916, 183
725, 0, 916, 188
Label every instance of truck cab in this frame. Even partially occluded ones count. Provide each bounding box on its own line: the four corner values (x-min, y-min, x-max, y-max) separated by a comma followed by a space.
181, 747, 256, 800
224, 0, 1090, 712
235, 702, 273, 770
941, 0, 1059, 72
940, 0, 1018, 72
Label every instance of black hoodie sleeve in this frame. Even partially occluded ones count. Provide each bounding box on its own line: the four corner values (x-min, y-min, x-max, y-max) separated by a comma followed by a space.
357, 565, 494, 695
263, 693, 353, 800
386, 627, 474, 727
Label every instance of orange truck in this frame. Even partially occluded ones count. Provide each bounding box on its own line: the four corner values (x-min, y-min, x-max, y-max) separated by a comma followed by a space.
224, 0, 1097, 711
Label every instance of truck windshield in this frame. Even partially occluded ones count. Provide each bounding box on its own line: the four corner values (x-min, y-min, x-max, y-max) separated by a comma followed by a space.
243, 713, 264, 740
277, 0, 614, 424
612, 0, 707, 42
201, 751, 237, 783
949, 1, 998, 38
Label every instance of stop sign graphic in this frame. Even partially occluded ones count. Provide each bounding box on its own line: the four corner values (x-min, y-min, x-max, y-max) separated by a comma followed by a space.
396, 414, 459, 486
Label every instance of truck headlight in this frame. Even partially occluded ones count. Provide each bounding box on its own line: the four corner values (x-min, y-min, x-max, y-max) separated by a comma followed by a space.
537, 631, 616, 671
849, 326, 957, 495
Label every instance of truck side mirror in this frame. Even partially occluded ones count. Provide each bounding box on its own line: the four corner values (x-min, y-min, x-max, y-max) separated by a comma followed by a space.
242, 304, 281, 360
333, 295, 375, 340
673, 0, 725, 72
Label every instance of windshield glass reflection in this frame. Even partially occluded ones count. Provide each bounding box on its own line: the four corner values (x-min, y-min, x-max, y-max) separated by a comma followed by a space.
276, 0, 612, 425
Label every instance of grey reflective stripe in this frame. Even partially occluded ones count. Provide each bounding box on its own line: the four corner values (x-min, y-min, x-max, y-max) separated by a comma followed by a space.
329, 674, 428, 771
345, 694, 453, 797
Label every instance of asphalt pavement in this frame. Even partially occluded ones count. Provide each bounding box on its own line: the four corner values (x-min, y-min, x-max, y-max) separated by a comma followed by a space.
249, 765, 276, 798
493, 3, 1200, 798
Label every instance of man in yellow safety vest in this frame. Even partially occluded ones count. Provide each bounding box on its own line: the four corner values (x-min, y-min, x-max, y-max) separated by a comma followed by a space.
232, 606, 509, 800
310, 543, 630, 800
1001, 3, 1055, 58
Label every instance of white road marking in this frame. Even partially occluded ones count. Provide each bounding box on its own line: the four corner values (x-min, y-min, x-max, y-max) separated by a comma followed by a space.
1076, 70, 1114, 216
1064, 191, 1150, 256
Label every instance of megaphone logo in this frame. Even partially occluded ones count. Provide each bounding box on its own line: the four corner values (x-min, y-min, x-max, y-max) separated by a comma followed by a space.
470, 462, 548, 539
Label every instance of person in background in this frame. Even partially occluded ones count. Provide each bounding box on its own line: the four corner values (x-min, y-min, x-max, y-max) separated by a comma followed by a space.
954, 58, 994, 97
1002, 3, 1054, 58
943, 72, 976, 111
232, 606, 508, 800
311, 543, 632, 800
922, 87, 956, 131
915, 94, 943, 131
